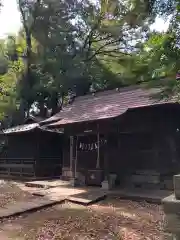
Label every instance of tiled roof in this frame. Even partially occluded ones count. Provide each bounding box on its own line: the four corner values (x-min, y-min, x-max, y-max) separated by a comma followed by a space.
39, 126, 64, 134
2, 123, 39, 135
1, 123, 64, 135
45, 86, 175, 127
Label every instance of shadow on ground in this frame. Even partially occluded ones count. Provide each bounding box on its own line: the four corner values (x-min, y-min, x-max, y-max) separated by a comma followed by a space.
0, 197, 165, 240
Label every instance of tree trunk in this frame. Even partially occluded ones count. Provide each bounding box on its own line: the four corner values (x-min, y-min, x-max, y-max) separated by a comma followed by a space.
39, 101, 47, 118
51, 92, 64, 116
25, 31, 32, 116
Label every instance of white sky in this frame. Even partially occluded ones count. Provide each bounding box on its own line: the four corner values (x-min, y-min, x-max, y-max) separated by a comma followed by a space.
0, 0, 170, 38
0, 0, 21, 38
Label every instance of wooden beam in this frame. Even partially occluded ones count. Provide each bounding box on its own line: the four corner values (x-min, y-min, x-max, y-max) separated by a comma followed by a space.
0, 164, 34, 169
104, 134, 109, 180
35, 132, 39, 177
96, 125, 100, 169
75, 136, 78, 178
70, 136, 74, 178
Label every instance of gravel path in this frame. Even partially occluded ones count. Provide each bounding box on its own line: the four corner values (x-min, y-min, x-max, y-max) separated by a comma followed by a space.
0, 197, 165, 240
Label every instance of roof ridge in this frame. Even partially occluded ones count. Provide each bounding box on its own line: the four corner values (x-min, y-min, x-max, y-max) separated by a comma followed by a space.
68, 85, 144, 104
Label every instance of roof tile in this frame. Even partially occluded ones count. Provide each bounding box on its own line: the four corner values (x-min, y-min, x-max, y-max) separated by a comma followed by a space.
47, 86, 174, 126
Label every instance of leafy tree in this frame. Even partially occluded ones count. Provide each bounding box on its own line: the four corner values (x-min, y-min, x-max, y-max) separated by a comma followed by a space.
17, 0, 41, 117
2, 0, 179, 124
16, 0, 154, 118
121, 0, 180, 98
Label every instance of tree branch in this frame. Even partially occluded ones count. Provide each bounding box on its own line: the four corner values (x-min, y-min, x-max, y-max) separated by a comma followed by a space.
84, 38, 123, 61
98, 49, 131, 55
83, 14, 103, 50
91, 34, 114, 43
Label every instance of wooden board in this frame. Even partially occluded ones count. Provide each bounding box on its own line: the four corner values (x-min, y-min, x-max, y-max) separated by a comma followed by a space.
67, 191, 106, 205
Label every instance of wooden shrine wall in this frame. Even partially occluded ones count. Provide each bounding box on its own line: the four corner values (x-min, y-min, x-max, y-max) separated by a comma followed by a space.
1, 132, 36, 159
0, 130, 63, 179
106, 105, 180, 187
36, 131, 63, 178
0, 132, 37, 178
62, 104, 180, 183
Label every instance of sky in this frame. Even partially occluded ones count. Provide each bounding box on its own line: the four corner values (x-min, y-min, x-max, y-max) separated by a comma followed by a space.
0, 0, 21, 38
0, 0, 170, 39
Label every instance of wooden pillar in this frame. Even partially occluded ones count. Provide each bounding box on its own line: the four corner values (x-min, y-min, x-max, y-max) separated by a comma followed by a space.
102, 134, 111, 189
70, 135, 80, 187
167, 134, 178, 174
96, 125, 100, 169
35, 131, 40, 178
70, 136, 75, 179
75, 136, 78, 178
104, 135, 108, 180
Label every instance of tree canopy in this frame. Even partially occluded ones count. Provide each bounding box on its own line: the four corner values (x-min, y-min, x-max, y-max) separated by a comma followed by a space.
0, 0, 179, 126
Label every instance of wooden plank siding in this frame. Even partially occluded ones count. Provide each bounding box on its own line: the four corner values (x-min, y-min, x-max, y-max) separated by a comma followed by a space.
0, 129, 63, 179
61, 104, 180, 189
0, 158, 35, 178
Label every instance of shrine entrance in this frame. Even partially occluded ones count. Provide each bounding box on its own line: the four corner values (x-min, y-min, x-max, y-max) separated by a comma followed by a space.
69, 131, 108, 186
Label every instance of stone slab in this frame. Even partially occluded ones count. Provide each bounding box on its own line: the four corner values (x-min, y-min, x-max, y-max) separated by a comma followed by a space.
25, 180, 71, 189
174, 175, 180, 199
110, 188, 171, 204
32, 186, 107, 205
32, 186, 87, 198
0, 198, 65, 219
164, 213, 180, 234
162, 194, 180, 214
68, 191, 106, 205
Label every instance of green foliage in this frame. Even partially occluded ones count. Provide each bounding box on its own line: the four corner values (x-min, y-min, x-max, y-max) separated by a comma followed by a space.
1, 0, 180, 124
0, 60, 23, 120
15, 0, 152, 117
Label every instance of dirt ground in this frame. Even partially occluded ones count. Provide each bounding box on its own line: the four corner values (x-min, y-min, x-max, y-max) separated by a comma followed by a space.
0, 180, 37, 208
0, 197, 165, 240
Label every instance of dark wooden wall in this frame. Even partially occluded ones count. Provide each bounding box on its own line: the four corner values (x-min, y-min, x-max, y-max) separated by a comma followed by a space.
62, 104, 180, 185
36, 131, 63, 177
0, 131, 37, 178
1, 132, 36, 159
0, 130, 63, 179
106, 105, 180, 187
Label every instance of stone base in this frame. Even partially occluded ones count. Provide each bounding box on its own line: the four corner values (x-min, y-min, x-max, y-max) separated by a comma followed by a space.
62, 167, 73, 180
164, 213, 180, 234
174, 234, 180, 240
162, 174, 180, 239
101, 180, 110, 190
70, 178, 78, 187
162, 194, 180, 238
164, 233, 178, 240
76, 172, 86, 186
162, 194, 180, 214
174, 175, 180, 199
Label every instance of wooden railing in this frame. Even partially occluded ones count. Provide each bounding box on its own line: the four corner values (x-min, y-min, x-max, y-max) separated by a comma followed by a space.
0, 158, 35, 177
0, 158, 62, 178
